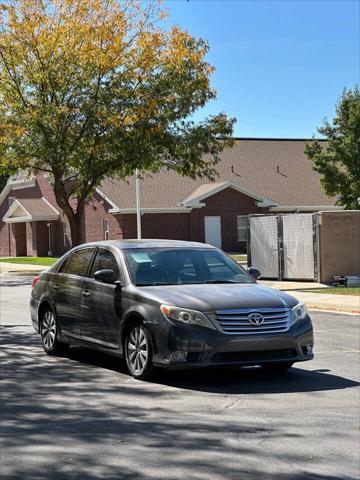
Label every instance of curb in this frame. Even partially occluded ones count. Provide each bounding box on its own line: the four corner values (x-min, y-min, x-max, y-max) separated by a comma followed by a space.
0, 270, 44, 277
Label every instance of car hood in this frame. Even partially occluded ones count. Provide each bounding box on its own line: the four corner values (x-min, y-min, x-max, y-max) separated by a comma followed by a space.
134, 283, 299, 311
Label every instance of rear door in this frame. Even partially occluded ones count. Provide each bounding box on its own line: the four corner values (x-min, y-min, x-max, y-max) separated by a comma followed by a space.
52, 247, 96, 337
79, 248, 122, 348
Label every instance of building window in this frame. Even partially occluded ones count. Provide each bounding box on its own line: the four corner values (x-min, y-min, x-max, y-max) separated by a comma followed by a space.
63, 222, 69, 246
237, 216, 248, 242
103, 219, 110, 240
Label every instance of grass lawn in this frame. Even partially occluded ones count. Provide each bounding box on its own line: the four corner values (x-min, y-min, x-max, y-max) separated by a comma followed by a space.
307, 287, 360, 296
229, 253, 247, 262
0, 257, 58, 266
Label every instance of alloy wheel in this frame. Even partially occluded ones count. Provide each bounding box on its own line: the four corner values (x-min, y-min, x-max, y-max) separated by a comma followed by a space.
41, 310, 56, 350
126, 326, 149, 376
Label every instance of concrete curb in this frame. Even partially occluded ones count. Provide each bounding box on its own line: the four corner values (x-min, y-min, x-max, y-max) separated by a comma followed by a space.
0, 270, 44, 277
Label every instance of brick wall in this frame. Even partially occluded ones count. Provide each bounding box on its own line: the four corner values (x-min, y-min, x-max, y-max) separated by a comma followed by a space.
0, 181, 43, 256
189, 188, 268, 251
319, 211, 360, 283
109, 188, 267, 252
0, 178, 268, 256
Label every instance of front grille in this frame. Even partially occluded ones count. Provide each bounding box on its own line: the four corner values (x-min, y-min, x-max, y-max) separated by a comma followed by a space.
212, 348, 297, 363
215, 308, 291, 335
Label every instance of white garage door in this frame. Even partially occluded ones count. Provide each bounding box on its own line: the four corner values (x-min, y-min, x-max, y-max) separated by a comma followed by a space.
249, 216, 279, 278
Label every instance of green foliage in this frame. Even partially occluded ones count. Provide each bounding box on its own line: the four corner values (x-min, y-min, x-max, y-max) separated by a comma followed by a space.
305, 86, 360, 209
0, 1, 235, 245
0, 174, 8, 191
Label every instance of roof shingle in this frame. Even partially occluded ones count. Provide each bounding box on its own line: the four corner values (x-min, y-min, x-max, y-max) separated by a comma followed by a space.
99, 139, 334, 210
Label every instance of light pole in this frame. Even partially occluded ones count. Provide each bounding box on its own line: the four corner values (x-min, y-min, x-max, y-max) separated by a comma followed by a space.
136, 169, 142, 239
47, 223, 53, 256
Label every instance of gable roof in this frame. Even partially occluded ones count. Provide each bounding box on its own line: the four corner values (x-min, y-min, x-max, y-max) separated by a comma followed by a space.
98, 138, 337, 211
3, 197, 59, 223
180, 181, 275, 207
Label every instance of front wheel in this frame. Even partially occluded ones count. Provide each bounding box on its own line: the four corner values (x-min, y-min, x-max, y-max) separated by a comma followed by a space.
125, 323, 154, 380
262, 362, 294, 372
40, 308, 69, 356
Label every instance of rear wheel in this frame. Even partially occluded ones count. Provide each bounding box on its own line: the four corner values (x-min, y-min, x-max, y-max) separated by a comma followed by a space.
262, 362, 293, 372
125, 323, 154, 380
40, 308, 69, 356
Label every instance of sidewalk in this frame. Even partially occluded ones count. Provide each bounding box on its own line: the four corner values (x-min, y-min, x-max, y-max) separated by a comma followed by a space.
259, 280, 359, 315
285, 290, 360, 315
0, 262, 48, 276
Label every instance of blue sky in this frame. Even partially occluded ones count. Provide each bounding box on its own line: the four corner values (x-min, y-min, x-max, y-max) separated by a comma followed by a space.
164, 0, 359, 138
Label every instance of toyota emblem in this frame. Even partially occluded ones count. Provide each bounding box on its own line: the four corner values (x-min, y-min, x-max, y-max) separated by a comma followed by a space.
248, 312, 264, 326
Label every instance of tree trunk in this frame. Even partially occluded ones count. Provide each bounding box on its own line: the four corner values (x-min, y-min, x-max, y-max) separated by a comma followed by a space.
53, 180, 84, 247
67, 213, 84, 247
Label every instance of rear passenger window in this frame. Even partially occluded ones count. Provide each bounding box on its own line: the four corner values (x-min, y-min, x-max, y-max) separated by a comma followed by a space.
62, 248, 95, 277
91, 248, 120, 279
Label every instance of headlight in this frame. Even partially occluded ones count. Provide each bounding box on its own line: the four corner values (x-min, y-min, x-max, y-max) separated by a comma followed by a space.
160, 305, 217, 330
291, 302, 307, 325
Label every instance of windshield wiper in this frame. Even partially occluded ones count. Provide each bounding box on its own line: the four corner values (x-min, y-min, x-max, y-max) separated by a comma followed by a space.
205, 280, 239, 284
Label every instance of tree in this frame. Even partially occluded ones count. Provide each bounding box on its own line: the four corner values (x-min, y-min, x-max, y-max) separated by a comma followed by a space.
0, 0, 235, 245
0, 174, 8, 191
305, 86, 360, 209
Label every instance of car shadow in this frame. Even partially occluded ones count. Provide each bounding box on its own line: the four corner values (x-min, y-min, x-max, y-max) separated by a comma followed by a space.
66, 345, 359, 395
1, 328, 359, 480
2, 328, 359, 396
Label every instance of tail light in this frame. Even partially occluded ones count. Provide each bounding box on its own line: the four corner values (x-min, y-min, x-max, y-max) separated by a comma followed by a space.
32, 275, 41, 289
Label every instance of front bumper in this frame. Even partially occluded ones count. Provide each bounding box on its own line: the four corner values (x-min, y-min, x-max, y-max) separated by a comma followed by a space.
149, 314, 314, 369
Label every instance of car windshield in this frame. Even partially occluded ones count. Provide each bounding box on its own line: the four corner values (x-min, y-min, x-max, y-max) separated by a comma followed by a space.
124, 248, 254, 286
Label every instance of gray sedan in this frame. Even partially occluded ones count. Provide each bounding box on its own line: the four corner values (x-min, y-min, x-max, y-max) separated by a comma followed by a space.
30, 240, 314, 380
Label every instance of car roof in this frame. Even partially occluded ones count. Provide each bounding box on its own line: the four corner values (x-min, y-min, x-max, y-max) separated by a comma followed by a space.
77, 239, 216, 250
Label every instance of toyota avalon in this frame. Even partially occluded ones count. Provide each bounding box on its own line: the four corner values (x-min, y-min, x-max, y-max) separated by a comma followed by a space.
30, 240, 314, 380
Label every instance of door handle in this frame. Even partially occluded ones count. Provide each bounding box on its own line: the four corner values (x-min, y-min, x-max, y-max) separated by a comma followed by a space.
53, 283, 60, 291
82, 290, 90, 298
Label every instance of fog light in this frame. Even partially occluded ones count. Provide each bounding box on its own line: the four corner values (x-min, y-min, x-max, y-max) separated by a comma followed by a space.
170, 351, 188, 362
301, 344, 314, 355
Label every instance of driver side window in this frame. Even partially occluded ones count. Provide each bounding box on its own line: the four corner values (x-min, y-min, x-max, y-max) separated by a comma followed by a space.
91, 248, 120, 280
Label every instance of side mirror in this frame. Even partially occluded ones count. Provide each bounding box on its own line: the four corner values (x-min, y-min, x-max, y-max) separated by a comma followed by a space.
247, 267, 261, 280
93, 269, 116, 284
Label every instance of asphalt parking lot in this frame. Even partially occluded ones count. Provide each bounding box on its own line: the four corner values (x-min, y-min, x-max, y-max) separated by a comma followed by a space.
0, 278, 359, 479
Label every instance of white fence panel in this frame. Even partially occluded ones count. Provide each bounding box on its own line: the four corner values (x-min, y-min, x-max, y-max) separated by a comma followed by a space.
282, 214, 315, 280
250, 216, 279, 278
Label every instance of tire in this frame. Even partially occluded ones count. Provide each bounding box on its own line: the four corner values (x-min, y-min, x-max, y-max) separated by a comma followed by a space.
262, 362, 294, 372
40, 308, 69, 356
125, 322, 154, 380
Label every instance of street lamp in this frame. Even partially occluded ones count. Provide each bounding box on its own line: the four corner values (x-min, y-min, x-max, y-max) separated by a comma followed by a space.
47, 223, 53, 256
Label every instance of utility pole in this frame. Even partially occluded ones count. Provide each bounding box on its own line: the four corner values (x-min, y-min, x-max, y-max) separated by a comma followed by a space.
135, 169, 142, 239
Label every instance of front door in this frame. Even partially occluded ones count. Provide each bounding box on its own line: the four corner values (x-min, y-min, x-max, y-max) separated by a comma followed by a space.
79, 248, 122, 348
204, 216, 222, 248
53, 247, 96, 336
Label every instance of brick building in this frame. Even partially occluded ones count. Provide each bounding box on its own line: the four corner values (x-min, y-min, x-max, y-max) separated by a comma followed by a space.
0, 138, 342, 257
